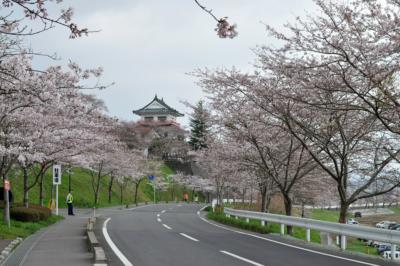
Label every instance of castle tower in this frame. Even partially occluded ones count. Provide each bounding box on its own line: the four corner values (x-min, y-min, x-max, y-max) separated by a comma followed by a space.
133, 95, 184, 123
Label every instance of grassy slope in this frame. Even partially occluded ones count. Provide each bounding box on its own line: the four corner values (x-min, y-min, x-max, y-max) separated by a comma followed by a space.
0, 164, 176, 239
6, 164, 178, 208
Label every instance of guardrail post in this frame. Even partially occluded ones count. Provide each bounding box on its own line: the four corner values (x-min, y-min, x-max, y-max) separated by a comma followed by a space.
391, 244, 397, 260
340, 235, 346, 250
235, 216, 239, 220
306, 228, 311, 242
280, 224, 285, 235
226, 214, 230, 218
246, 218, 249, 223
261, 220, 265, 226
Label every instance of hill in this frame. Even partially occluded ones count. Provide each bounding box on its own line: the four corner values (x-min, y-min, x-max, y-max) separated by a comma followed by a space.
6, 164, 194, 208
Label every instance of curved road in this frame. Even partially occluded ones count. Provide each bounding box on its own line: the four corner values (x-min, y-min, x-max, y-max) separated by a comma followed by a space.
96, 204, 395, 266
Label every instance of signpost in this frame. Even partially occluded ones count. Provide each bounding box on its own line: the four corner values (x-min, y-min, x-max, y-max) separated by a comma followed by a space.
53, 165, 61, 215
4, 180, 10, 191
3, 179, 10, 228
148, 175, 156, 203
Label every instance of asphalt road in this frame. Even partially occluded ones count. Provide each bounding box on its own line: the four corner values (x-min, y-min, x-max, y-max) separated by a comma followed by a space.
97, 204, 397, 266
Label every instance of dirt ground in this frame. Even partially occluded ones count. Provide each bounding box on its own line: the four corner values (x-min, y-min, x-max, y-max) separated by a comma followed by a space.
358, 214, 400, 227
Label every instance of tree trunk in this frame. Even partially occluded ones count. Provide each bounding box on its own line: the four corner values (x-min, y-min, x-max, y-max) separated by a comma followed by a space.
250, 187, 253, 206
108, 175, 115, 204
120, 185, 123, 204
283, 194, 293, 235
134, 182, 139, 206
339, 201, 349, 224
39, 171, 45, 206
23, 167, 29, 208
260, 185, 267, 212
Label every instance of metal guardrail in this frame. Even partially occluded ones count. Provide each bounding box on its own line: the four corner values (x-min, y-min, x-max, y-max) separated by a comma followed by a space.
224, 207, 400, 260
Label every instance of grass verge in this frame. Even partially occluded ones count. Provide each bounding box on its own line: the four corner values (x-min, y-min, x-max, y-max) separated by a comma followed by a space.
0, 210, 63, 239
207, 212, 269, 234
207, 210, 379, 257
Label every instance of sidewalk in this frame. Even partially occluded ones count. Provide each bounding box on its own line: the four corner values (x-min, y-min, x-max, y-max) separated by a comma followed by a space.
4, 209, 93, 266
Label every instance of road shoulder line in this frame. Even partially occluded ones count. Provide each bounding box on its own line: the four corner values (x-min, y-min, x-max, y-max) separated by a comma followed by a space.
198, 212, 380, 266
102, 217, 133, 266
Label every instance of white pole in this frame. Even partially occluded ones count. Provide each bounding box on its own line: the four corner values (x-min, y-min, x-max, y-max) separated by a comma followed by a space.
56, 184, 59, 215
340, 235, 347, 250
391, 244, 397, 260
306, 228, 311, 242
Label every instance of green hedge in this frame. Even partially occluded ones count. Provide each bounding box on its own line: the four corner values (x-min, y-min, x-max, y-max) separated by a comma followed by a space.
207, 212, 270, 234
10, 205, 51, 222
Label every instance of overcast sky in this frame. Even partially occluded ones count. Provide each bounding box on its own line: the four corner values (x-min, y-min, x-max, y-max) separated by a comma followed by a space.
26, 0, 316, 128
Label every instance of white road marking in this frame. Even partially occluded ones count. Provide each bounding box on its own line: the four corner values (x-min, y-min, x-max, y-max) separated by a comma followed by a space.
103, 218, 133, 266
177, 204, 182, 207
157, 213, 160, 217
157, 218, 162, 222
163, 224, 172, 230
220, 250, 264, 266
180, 233, 199, 242
197, 212, 380, 266
161, 210, 166, 214
197, 211, 200, 215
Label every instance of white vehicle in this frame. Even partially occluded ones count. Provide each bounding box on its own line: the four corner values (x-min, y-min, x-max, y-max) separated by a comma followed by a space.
376, 221, 396, 229
347, 218, 359, 225
383, 250, 400, 260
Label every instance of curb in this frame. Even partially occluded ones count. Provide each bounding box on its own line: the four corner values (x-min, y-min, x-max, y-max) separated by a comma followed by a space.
86, 217, 108, 265
0, 237, 23, 265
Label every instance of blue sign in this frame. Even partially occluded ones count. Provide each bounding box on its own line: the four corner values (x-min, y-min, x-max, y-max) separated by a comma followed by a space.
148, 175, 155, 181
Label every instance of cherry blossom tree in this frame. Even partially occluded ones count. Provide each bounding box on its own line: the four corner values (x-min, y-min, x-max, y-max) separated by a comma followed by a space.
194, 0, 237, 39
0, 0, 88, 38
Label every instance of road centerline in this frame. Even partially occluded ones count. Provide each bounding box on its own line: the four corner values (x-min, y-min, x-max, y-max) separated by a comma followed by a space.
179, 233, 199, 242
162, 224, 172, 230
220, 250, 264, 266
157, 218, 162, 222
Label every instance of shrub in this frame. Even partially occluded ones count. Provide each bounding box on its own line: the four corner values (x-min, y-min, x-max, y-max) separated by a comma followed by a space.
203, 206, 212, 212
28, 205, 51, 220
214, 204, 224, 214
207, 212, 270, 234
10, 205, 51, 222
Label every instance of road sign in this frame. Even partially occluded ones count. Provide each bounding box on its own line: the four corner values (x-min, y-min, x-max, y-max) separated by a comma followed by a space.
4, 180, 10, 191
53, 165, 61, 185
53, 164, 61, 216
148, 175, 155, 181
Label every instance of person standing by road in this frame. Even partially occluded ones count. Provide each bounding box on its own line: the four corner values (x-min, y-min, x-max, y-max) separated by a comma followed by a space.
66, 190, 74, 215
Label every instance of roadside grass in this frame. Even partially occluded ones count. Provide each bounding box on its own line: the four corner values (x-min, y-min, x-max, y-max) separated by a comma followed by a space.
311, 209, 341, 222
0, 210, 63, 239
207, 212, 269, 234
389, 206, 400, 215
207, 208, 379, 257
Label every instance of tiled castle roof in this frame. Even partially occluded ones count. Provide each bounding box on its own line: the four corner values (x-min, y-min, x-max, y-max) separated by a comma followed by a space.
132, 95, 184, 117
